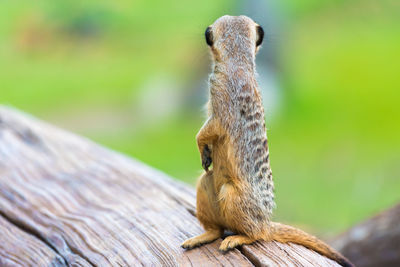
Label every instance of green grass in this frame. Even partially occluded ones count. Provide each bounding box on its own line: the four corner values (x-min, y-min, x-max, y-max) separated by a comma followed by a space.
0, 0, 232, 114
270, 0, 400, 234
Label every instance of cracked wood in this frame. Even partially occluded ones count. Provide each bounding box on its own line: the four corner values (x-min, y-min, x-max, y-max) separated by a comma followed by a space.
0, 106, 340, 266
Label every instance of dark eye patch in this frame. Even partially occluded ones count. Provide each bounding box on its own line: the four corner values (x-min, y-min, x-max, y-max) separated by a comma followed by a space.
205, 26, 213, 46
256, 25, 264, 47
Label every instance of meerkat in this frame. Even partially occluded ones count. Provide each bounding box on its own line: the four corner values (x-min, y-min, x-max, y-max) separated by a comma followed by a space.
181, 15, 353, 267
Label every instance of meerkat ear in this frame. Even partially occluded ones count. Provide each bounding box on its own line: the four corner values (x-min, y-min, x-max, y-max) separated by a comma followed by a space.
256, 25, 264, 47
205, 26, 213, 46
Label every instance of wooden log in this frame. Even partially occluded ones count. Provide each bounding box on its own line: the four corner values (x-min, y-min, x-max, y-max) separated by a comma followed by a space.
332, 203, 400, 267
0, 105, 341, 266
0, 215, 65, 266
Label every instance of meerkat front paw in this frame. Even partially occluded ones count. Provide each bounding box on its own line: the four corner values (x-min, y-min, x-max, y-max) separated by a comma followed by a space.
181, 230, 221, 249
219, 235, 255, 252
202, 145, 212, 171
181, 237, 202, 249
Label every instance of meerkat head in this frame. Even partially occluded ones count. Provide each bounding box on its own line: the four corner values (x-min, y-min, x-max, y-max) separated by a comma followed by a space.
205, 15, 264, 63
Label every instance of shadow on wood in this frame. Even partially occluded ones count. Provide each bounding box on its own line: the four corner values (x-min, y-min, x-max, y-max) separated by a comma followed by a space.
0, 106, 341, 266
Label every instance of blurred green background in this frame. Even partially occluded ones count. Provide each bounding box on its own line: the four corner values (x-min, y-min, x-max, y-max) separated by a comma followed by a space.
1, 0, 399, 237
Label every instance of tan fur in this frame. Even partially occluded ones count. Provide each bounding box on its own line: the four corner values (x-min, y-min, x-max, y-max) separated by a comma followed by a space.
181, 15, 353, 267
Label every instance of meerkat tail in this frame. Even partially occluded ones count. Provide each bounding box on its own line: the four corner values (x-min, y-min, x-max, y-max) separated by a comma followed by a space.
269, 222, 354, 267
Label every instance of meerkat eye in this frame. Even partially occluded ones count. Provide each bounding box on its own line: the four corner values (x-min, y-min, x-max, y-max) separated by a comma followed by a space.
256, 25, 264, 47
205, 26, 213, 46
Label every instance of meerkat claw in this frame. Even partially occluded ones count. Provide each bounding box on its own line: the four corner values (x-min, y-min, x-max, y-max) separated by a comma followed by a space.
202, 145, 212, 171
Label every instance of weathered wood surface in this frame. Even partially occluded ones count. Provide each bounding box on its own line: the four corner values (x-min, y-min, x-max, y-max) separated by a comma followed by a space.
0, 106, 341, 266
332, 203, 400, 267
0, 215, 65, 266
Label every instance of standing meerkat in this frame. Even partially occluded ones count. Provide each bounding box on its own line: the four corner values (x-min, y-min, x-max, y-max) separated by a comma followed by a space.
181, 15, 353, 267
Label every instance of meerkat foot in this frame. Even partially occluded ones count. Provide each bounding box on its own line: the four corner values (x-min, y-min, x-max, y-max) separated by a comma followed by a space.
181, 229, 221, 249
201, 145, 212, 171
219, 235, 256, 252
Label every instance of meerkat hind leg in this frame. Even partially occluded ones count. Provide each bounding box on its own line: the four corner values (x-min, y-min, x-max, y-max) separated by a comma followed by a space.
181, 229, 222, 249
219, 235, 256, 252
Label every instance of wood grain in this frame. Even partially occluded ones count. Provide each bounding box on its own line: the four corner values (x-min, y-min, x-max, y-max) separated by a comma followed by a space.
0, 215, 65, 267
241, 241, 340, 267
0, 106, 341, 266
